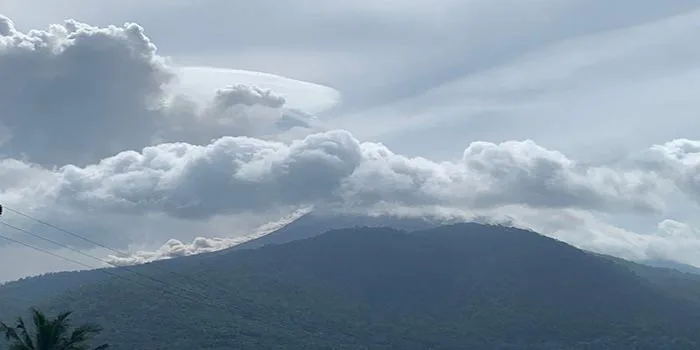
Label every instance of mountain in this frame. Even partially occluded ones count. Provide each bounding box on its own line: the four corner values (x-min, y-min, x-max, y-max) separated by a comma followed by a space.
0, 212, 436, 312
642, 259, 700, 275
0, 269, 114, 319
3, 223, 700, 349
231, 211, 441, 251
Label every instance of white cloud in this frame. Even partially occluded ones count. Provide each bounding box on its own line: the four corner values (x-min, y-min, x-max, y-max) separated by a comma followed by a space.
173, 66, 341, 115
332, 7, 700, 162
0, 15, 14, 36
656, 219, 699, 240
0, 16, 172, 166
2, 99, 698, 270
2, 4, 700, 281
644, 139, 700, 203
515, 210, 700, 268
0, 16, 332, 168
105, 206, 312, 266
2, 131, 677, 223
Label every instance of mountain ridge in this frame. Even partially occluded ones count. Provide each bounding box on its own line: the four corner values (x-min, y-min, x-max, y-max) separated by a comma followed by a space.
3, 222, 700, 348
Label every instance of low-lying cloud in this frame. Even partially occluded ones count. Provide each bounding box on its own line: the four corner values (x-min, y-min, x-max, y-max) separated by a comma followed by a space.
2, 13, 700, 278
105, 207, 312, 266
2, 130, 694, 222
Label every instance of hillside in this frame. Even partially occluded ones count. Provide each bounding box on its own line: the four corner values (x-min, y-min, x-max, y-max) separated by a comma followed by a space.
3, 223, 700, 349
0, 211, 439, 313
0, 269, 111, 319
231, 211, 440, 251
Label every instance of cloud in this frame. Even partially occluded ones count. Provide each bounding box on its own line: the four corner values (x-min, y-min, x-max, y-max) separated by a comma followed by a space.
340, 138, 669, 214
172, 67, 341, 115
105, 206, 312, 266
513, 209, 700, 268
0, 129, 691, 269
0, 17, 172, 166
2, 8, 700, 281
0, 16, 330, 168
330, 6, 700, 162
0, 130, 685, 224
0, 15, 14, 36
281, 203, 700, 270
160, 84, 317, 147
211, 84, 286, 109
644, 139, 700, 202
656, 219, 699, 240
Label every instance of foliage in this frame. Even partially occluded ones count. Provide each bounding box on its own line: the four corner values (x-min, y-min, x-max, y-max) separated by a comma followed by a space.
3, 223, 700, 349
0, 308, 108, 350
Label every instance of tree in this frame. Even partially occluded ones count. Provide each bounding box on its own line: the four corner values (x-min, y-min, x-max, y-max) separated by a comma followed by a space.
0, 308, 108, 350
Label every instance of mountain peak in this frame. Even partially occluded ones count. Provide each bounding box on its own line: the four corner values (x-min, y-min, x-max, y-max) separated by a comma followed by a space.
4, 223, 700, 348
231, 210, 443, 251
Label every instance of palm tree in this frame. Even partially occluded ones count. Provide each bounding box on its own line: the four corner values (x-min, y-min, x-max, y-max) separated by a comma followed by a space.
0, 308, 108, 350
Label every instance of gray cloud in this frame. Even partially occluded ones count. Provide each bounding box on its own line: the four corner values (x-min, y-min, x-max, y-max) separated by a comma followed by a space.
0, 15, 13, 36
159, 85, 311, 146
105, 206, 311, 266
212, 85, 286, 109
0, 17, 172, 166
117, 0, 700, 109
0, 16, 318, 168
460, 140, 666, 213
1, 131, 682, 225
2, 7, 700, 279
644, 139, 700, 201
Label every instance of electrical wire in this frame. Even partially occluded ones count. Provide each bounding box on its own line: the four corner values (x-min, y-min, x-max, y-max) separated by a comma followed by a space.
0, 205, 314, 337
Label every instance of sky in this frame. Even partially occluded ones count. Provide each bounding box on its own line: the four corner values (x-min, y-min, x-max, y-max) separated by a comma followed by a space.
1, 0, 700, 282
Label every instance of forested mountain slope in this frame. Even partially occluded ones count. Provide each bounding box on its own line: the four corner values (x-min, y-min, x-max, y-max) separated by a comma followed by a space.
2, 223, 700, 349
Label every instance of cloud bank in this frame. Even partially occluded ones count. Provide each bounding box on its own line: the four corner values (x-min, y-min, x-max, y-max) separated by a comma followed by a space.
2, 127, 699, 269
7, 131, 686, 221
1, 12, 700, 279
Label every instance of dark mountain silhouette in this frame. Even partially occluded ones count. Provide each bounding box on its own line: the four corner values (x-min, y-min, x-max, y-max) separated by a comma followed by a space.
642, 259, 700, 275
0, 269, 112, 318
2, 223, 700, 349
0, 212, 437, 311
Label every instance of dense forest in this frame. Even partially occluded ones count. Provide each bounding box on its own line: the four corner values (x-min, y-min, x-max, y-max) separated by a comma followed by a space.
3, 222, 700, 349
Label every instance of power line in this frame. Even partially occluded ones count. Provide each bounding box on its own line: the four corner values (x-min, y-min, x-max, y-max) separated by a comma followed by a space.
0, 230, 99, 272
0, 205, 312, 336
0, 219, 210, 301
0, 229, 219, 310
0, 204, 265, 305
2, 206, 132, 258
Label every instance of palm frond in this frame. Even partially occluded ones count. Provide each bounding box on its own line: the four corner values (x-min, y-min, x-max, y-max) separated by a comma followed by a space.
1, 308, 107, 350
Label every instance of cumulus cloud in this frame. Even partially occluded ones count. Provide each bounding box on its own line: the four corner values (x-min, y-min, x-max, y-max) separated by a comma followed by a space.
0, 17, 172, 166
0, 16, 318, 167
161, 84, 313, 146
644, 139, 700, 202
0, 130, 689, 225
0, 15, 14, 36
0, 129, 693, 268
212, 84, 286, 109
2, 12, 700, 279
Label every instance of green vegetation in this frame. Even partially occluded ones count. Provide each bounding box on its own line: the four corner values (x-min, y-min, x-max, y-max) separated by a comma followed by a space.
0, 308, 108, 350
2, 223, 700, 349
